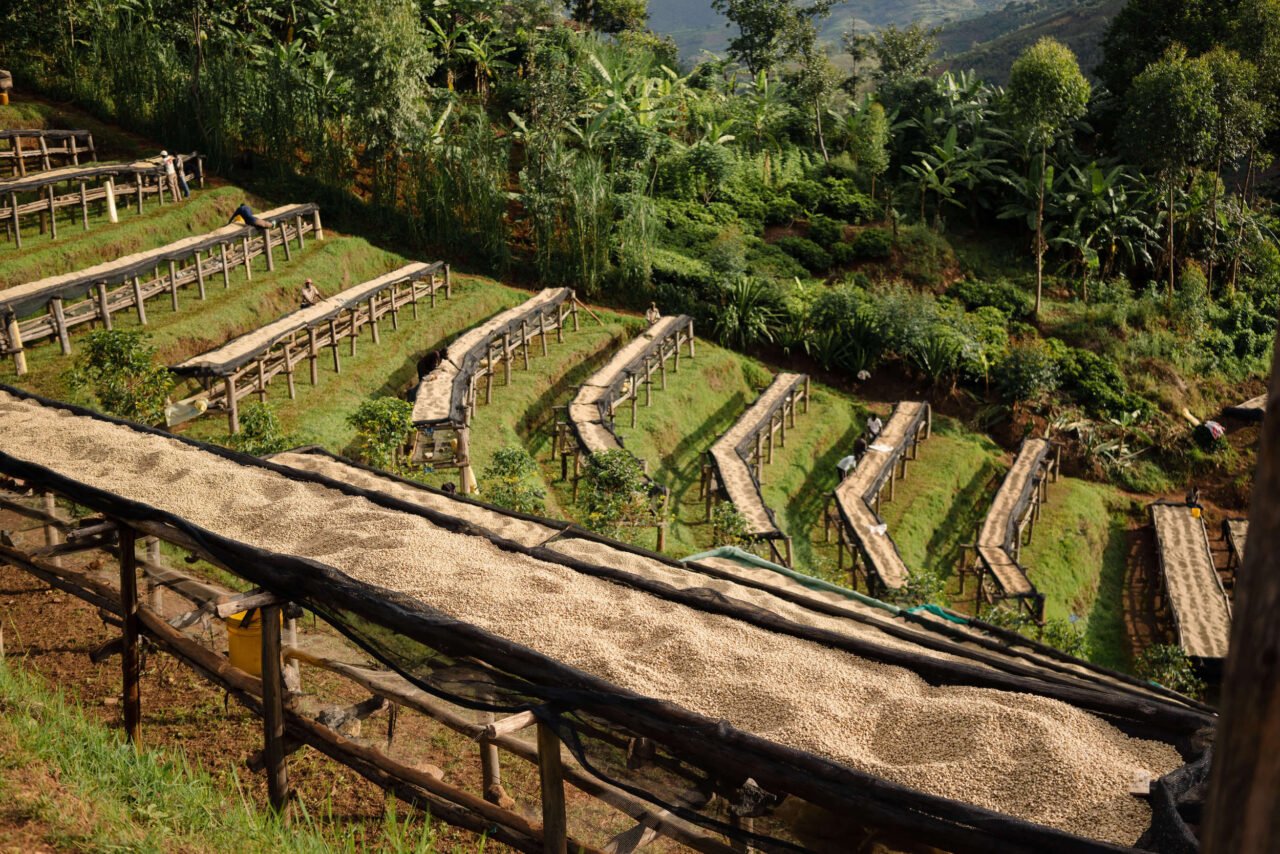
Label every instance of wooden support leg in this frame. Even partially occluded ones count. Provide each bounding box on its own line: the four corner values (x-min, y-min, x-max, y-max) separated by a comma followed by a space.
556, 306, 564, 343
41, 491, 61, 569
368, 300, 380, 344
257, 360, 268, 404
136, 177, 144, 214
540, 313, 548, 356
169, 260, 179, 312
311, 209, 323, 241
79, 182, 88, 230
444, 264, 451, 297
9, 192, 19, 250
308, 329, 319, 385
96, 282, 113, 331
329, 321, 341, 374
47, 186, 57, 240
429, 275, 437, 309
195, 251, 206, 300
7, 315, 26, 377
349, 311, 358, 357
260, 603, 290, 812
242, 237, 253, 280
283, 345, 296, 400
105, 178, 118, 223
220, 243, 231, 288
631, 383, 638, 428
131, 277, 147, 325
263, 226, 275, 271
537, 722, 568, 854
279, 223, 292, 262
479, 711, 509, 806
503, 334, 512, 385
389, 286, 400, 330
226, 377, 240, 433
119, 525, 141, 745
50, 298, 70, 355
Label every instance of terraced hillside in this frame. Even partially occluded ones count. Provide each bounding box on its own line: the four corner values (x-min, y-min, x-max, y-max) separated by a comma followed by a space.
0, 100, 1133, 672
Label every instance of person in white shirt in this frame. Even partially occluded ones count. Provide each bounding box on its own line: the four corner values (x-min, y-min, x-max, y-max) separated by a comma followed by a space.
867, 414, 883, 441
300, 278, 323, 308
159, 150, 189, 199
644, 301, 661, 325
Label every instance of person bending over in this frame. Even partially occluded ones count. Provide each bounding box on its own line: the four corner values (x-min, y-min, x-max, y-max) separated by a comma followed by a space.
228, 203, 272, 229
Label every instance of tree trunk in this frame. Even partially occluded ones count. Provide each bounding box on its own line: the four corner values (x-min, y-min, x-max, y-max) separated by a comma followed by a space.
1230, 143, 1256, 293
1167, 178, 1175, 306
814, 101, 829, 164
1034, 140, 1046, 317
1207, 152, 1222, 295
1202, 325, 1280, 853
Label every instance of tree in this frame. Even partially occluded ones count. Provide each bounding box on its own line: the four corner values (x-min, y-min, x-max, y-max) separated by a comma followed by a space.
1097, 0, 1235, 95
572, 0, 649, 34
1200, 48, 1265, 292
843, 22, 939, 92
62, 330, 174, 424
710, 0, 833, 75
1006, 37, 1090, 316
481, 447, 546, 514
784, 32, 841, 162
847, 100, 890, 199
1121, 46, 1217, 303
226, 402, 298, 457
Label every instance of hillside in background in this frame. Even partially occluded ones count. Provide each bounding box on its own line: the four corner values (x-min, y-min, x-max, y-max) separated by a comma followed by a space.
649, 0, 1011, 62
934, 0, 1123, 84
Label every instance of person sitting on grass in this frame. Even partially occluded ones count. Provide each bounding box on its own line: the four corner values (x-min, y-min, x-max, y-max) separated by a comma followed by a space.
228, 203, 272, 229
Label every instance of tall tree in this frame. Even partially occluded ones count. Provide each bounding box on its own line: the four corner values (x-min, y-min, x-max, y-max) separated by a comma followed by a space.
1097, 0, 1234, 95
571, 0, 649, 35
1006, 37, 1090, 316
843, 22, 939, 92
784, 29, 841, 162
711, 0, 833, 74
1121, 46, 1217, 303
1200, 48, 1265, 292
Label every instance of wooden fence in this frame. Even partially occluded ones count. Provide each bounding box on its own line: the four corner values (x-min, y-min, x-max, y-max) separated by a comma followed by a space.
0, 128, 97, 176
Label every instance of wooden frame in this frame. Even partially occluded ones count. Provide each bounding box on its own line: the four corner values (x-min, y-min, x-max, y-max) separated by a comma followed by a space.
0, 128, 97, 176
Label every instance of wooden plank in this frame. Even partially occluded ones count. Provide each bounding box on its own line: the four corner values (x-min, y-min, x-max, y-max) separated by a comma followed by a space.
538, 723, 568, 854
260, 602, 290, 811
120, 525, 141, 744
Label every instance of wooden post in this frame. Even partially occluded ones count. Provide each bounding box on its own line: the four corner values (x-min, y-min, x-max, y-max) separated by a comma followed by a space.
7, 314, 27, 377
38, 136, 50, 171
444, 264, 451, 297
50, 298, 70, 355
311, 208, 323, 241
368, 299, 380, 344
521, 321, 530, 370
79, 181, 88, 230
755, 433, 764, 483
767, 422, 775, 464
283, 342, 296, 400
242, 237, 253, 280
329, 320, 341, 373
631, 381, 638, 428
349, 310, 358, 357
279, 222, 292, 262
389, 284, 400, 330
263, 226, 275, 271
537, 722, 568, 854
9, 192, 19, 249
96, 283, 113, 331
257, 360, 268, 403
220, 243, 231, 288
1204, 342, 1280, 853
132, 277, 147, 325
458, 427, 476, 495
105, 178, 118, 223
136, 175, 144, 214
540, 312, 549, 356
503, 333, 512, 385
556, 304, 564, 343
226, 377, 240, 433
194, 251, 206, 299
47, 185, 57, 240
146, 537, 162, 613
308, 328, 319, 384
169, 260, 179, 311
479, 711, 505, 805
411, 278, 421, 319
41, 492, 61, 569
119, 525, 141, 745
260, 602, 290, 812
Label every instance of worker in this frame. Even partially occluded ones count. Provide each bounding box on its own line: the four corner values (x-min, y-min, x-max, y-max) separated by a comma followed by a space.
159, 150, 189, 199
1186, 486, 1203, 513
866, 414, 883, 441
228, 202, 272, 229
836, 454, 858, 480
417, 348, 445, 380
853, 435, 868, 461
644, 301, 661, 325
300, 278, 323, 308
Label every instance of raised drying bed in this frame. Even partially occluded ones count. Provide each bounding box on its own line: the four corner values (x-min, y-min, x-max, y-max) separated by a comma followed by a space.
0, 154, 203, 248
826, 401, 930, 595
0, 128, 96, 175
1224, 517, 1248, 573
965, 437, 1057, 621
171, 261, 447, 432
0, 386, 1212, 853
703, 372, 809, 567
0, 386, 1216, 853
1222, 392, 1266, 421
1151, 502, 1233, 665
409, 287, 576, 487
0, 203, 321, 374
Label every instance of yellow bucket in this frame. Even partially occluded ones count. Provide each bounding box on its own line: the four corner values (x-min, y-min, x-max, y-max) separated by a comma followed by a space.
1191, 507, 1202, 519
225, 609, 280, 676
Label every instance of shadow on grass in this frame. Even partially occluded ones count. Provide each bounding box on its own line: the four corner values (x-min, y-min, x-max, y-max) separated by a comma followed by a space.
783, 420, 864, 573
1086, 516, 1133, 672
919, 458, 1001, 581
516, 328, 631, 448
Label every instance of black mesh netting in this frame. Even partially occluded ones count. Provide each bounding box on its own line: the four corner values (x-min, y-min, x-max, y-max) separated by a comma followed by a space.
0, 384, 1213, 854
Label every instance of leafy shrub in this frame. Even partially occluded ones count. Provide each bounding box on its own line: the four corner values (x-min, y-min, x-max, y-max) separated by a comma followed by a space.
705, 229, 749, 276
347, 397, 415, 470
481, 447, 545, 514
808, 286, 885, 373
1135, 644, 1205, 699
905, 324, 964, 385
1110, 461, 1173, 494
711, 502, 751, 547
888, 569, 946, 607
1058, 348, 1150, 420
994, 338, 1060, 402
62, 330, 174, 424
849, 228, 893, 260
948, 279, 1033, 319
829, 242, 858, 266
806, 214, 846, 249
711, 276, 783, 349
1040, 617, 1091, 659
775, 236, 832, 273
745, 240, 809, 280
579, 449, 652, 542
225, 403, 297, 457
785, 179, 823, 210
763, 191, 801, 226
819, 178, 875, 221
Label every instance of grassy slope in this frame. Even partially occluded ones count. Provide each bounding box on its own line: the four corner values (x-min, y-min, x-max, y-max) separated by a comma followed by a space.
1019, 478, 1131, 669
0, 661, 439, 853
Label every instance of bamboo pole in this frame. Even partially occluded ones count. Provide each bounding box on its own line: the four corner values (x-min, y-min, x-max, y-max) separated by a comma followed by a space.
261, 602, 290, 811
132, 277, 147, 325
119, 525, 141, 745
50, 298, 70, 355
537, 723, 568, 854
8, 314, 27, 377
220, 243, 231, 288
96, 283, 113, 331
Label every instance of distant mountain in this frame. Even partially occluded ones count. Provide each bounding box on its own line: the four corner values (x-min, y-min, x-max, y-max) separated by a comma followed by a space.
934, 0, 1124, 85
647, 0, 1014, 63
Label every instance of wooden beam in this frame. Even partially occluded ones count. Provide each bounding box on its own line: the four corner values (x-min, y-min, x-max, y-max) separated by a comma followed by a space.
260, 602, 290, 811
538, 722, 568, 854
119, 525, 141, 744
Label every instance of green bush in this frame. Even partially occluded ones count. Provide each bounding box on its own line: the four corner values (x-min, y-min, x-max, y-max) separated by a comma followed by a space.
1058, 348, 1150, 421
711, 502, 751, 547
948, 279, 1033, 319
1110, 460, 1173, 493
819, 178, 875, 221
775, 236, 832, 273
579, 449, 652, 543
481, 447, 545, 514
829, 242, 858, 266
806, 214, 846, 249
747, 241, 810, 280
62, 330, 174, 424
785, 179, 823, 210
850, 228, 893, 260
763, 192, 801, 226
994, 338, 1060, 402
1135, 644, 1205, 699
347, 397, 415, 471
225, 403, 297, 457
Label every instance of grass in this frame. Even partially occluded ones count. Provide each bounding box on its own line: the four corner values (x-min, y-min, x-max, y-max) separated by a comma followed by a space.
878, 416, 1004, 583
1018, 479, 1132, 670
0, 660, 442, 852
